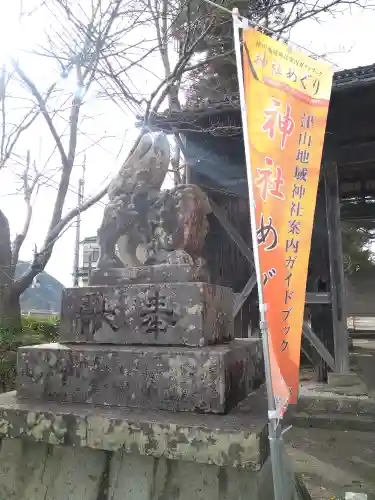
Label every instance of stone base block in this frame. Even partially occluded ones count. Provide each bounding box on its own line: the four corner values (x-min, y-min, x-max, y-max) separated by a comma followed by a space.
59, 283, 233, 346
327, 372, 364, 388
17, 339, 263, 413
91, 264, 205, 286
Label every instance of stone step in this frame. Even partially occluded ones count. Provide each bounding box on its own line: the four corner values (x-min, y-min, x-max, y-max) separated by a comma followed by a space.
288, 412, 375, 432
296, 392, 375, 416
17, 339, 263, 414
59, 283, 233, 347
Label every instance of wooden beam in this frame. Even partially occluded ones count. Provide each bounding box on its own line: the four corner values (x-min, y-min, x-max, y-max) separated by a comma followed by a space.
233, 273, 257, 317
211, 201, 258, 321
211, 200, 254, 266
324, 160, 349, 373
301, 344, 315, 367
337, 141, 375, 165
305, 292, 332, 304
302, 322, 336, 371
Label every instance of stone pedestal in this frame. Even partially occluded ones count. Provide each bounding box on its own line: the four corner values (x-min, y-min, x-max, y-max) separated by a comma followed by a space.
59, 282, 234, 347
17, 339, 263, 413
15, 262, 263, 415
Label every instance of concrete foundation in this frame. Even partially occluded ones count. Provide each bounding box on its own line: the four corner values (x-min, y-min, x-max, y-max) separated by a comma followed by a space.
17, 339, 263, 413
0, 391, 302, 500
0, 438, 298, 500
60, 283, 234, 346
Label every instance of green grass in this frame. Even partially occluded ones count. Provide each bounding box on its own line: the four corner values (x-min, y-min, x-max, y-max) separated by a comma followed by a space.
0, 317, 59, 393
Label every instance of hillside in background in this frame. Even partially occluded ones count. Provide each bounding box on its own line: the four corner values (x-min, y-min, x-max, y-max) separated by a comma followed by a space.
16, 262, 64, 314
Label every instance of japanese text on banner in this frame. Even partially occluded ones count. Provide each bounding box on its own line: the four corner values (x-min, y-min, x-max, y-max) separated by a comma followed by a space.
243, 28, 333, 407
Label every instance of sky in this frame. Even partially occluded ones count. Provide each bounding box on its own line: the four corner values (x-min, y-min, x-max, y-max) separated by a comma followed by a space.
0, 2, 375, 287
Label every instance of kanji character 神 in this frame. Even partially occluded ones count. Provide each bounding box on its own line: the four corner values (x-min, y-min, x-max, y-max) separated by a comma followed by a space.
292, 184, 306, 200
255, 157, 285, 201
261, 98, 295, 149
257, 213, 278, 251
262, 98, 281, 141
279, 103, 295, 149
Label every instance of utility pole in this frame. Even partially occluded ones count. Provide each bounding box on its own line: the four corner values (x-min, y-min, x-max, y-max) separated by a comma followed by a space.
72, 156, 86, 287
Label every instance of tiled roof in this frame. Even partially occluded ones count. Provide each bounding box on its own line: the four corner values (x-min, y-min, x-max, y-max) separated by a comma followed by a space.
333, 63, 375, 88
142, 63, 375, 131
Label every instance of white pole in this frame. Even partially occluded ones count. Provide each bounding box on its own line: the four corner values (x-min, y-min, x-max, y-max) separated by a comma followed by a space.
232, 10, 287, 500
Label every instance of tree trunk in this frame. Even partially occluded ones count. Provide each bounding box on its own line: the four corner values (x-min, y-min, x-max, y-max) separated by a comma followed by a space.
0, 209, 21, 329
0, 287, 21, 330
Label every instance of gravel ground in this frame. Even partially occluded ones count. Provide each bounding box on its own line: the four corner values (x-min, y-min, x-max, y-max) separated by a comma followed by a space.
284, 339, 375, 500
285, 427, 375, 500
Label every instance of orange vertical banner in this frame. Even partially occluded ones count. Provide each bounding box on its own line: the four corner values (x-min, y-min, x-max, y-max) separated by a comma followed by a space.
242, 28, 333, 406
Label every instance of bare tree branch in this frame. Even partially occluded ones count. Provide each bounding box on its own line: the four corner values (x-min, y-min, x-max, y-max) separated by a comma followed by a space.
12, 61, 68, 166
8, 0, 136, 297
11, 151, 41, 266
13, 183, 109, 293
0, 67, 44, 170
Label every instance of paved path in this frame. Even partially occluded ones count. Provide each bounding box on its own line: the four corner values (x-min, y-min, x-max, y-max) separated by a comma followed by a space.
285, 339, 375, 500
285, 427, 375, 500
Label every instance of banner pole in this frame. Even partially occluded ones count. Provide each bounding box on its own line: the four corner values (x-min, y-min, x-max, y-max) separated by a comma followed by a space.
232, 9, 287, 500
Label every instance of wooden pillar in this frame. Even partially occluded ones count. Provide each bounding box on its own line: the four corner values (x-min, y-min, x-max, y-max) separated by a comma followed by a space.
324, 160, 349, 373
307, 177, 333, 382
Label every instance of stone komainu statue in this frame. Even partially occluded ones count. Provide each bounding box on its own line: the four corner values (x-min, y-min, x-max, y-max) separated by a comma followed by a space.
97, 132, 212, 271
148, 184, 212, 267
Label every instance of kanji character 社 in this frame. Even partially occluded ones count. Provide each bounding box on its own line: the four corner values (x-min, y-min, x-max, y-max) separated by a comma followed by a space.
255, 157, 285, 201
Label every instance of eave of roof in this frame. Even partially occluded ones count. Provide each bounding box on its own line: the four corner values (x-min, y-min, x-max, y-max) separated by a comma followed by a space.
333, 63, 375, 89
140, 63, 375, 131
80, 236, 97, 244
